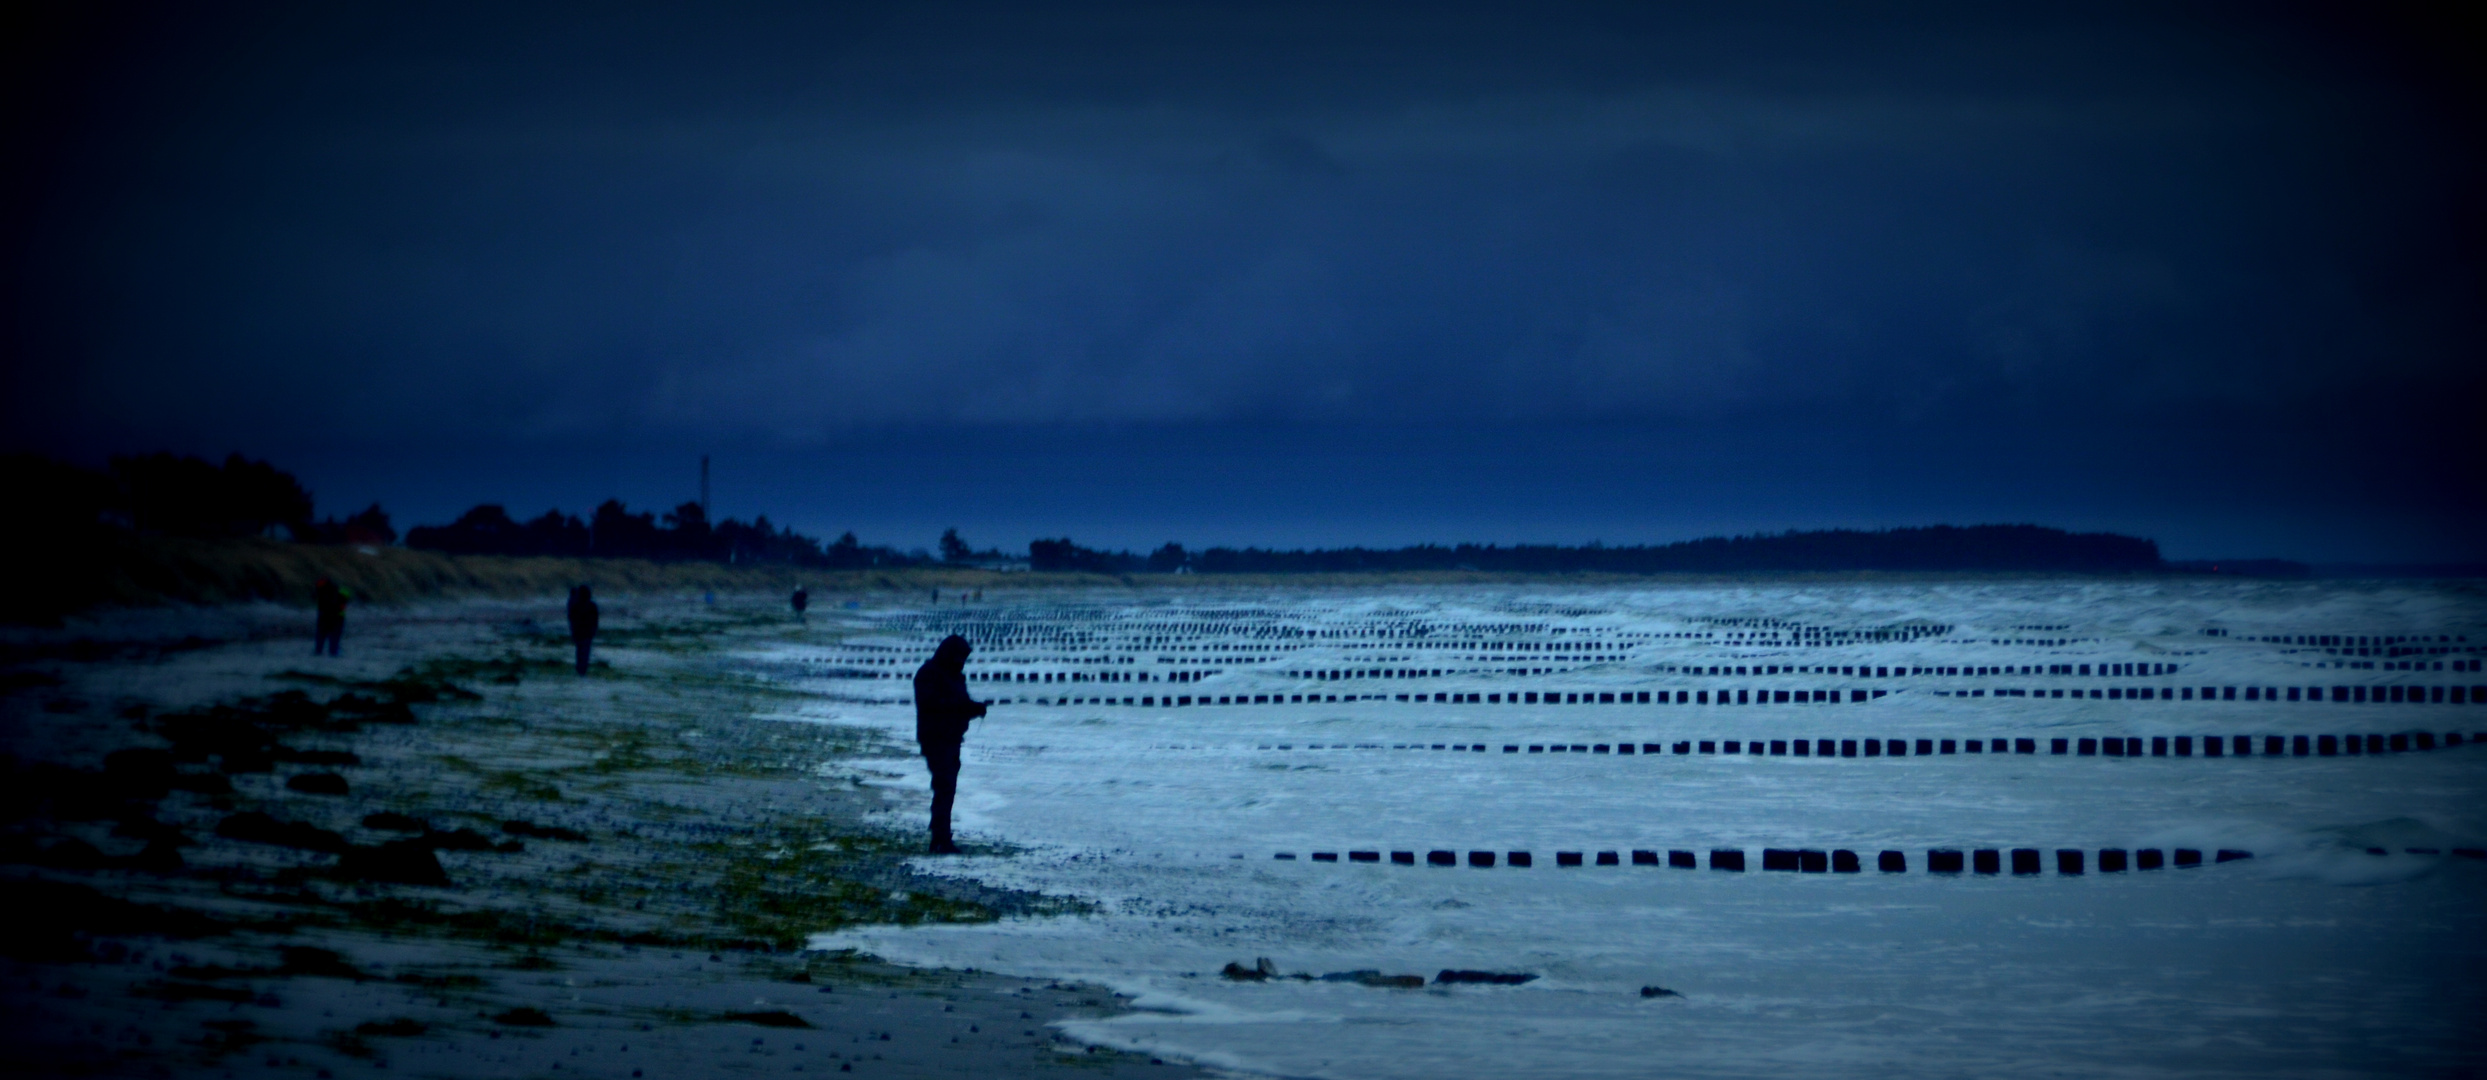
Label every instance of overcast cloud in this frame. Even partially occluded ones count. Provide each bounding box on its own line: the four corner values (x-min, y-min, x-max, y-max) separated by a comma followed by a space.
6, 3, 2480, 557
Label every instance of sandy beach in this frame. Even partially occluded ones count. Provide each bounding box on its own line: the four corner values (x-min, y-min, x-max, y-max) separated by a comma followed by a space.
1, 594, 1209, 1078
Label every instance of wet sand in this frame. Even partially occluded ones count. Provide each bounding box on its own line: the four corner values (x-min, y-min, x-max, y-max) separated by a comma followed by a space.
0, 596, 1209, 1078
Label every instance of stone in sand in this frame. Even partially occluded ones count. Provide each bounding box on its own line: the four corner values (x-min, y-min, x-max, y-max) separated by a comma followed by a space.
337, 839, 450, 886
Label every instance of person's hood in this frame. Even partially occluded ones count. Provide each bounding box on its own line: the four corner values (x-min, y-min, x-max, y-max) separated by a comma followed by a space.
931, 634, 972, 668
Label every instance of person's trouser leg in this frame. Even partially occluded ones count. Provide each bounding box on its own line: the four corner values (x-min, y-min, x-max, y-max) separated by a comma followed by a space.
574, 639, 591, 675
924, 743, 961, 851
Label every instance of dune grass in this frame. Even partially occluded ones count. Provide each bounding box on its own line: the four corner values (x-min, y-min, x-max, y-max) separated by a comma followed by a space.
5, 534, 1104, 622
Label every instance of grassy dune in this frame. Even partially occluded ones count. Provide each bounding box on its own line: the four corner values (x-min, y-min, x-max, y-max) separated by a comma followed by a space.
9, 536, 1701, 621
9, 535, 1112, 623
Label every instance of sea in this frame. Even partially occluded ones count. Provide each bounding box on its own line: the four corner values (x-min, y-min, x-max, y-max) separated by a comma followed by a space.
765, 578, 2486, 1078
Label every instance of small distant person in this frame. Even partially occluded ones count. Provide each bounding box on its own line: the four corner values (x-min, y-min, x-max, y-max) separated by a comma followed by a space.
312, 578, 348, 657
930, 588, 939, 604
791, 585, 809, 623
567, 585, 600, 675
912, 634, 989, 855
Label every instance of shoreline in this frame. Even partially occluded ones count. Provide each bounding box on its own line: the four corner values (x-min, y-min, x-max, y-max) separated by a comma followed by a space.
0, 595, 1211, 1078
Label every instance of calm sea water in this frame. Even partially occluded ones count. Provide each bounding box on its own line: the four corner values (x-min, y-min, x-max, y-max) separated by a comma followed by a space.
777, 579, 2486, 1078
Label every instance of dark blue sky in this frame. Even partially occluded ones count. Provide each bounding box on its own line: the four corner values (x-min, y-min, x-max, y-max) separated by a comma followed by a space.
7, 4, 2481, 561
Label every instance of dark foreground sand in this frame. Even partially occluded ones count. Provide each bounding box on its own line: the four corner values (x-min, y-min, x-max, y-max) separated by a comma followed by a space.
1, 597, 1210, 1078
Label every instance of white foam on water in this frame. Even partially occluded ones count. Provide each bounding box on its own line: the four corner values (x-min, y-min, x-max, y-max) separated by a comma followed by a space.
772, 581, 2487, 1078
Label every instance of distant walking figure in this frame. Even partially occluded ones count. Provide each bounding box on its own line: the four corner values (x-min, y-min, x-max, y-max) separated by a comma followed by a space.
912, 634, 988, 854
312, 578, 347, 657
567, 585, 600, 675
791, 585, 809, 623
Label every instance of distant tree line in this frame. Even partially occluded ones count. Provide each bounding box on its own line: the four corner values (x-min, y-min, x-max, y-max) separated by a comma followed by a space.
2, 451, 405, 624
2165, 558, 2313, 578
7, 452, 2195, 578
939, 527, 1020, 566
0, 451, 929, 568
1029, 525, 2168, 575
405, 500, 926, 568
4, 451, 394, 544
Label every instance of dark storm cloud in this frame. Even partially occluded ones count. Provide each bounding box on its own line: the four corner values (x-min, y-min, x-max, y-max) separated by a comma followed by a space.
10, 3, 2478, 451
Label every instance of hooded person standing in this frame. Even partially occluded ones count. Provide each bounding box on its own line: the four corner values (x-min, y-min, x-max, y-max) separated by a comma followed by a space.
912, 634, 988, 854
566, 585, 599, 675
312, 578, 347, 657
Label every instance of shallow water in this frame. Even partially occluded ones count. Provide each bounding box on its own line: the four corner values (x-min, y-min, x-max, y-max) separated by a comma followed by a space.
779, 579, 2487, 1078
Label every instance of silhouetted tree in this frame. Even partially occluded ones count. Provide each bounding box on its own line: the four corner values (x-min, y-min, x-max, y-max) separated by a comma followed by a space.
5, 453, 116, 528
109, 452, 312, 537
409, 505, 603, 556
522, 510, 591, 556
1028, 538, 1144, 573
342, 504, 395, 544
218, 454, 315, 535
1146, 542, 1189, 572
663, 501, 713, 559
0, 454, 122, 624
406, 505, 523, 554
715, 514, 827, 565
305, 503, 397, 545
940, 528, 972, 563
590, 500, 661, 559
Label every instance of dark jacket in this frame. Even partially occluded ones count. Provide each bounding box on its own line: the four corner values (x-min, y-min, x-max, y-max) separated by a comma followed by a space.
567, 586, 600, 641
912, 635, 986, 748
314, 580, 347, 627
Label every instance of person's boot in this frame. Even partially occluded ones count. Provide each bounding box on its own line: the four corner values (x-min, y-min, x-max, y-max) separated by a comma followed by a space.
929, 837, 961, 855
